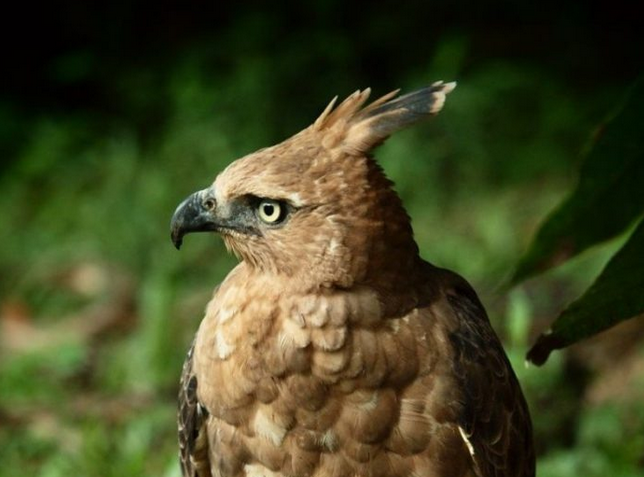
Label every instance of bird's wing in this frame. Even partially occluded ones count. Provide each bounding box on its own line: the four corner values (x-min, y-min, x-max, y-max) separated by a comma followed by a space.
178, 341, 212, 477
443, 276, 535, 477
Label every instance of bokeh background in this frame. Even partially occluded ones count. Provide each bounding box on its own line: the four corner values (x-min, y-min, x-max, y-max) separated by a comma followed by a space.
1, 2, 643, 476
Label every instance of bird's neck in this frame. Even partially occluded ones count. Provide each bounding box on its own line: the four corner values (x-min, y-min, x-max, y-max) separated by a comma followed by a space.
357, 160, 423, 289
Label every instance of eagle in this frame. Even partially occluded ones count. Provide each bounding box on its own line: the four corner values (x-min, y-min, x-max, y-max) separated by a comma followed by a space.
170, 81, 535, 477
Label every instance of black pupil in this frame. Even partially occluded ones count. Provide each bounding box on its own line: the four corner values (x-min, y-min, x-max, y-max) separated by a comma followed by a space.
263, 204, 275, 217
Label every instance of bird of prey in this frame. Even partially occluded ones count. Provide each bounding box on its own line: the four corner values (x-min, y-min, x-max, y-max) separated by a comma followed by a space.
171, 81, 535, 477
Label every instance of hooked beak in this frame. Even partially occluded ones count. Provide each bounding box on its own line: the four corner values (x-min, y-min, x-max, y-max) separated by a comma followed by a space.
170, 188, 218, 249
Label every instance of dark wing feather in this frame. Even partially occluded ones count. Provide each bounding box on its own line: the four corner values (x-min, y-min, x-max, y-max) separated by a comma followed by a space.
445, 276, 535, 477
178, 341, 211, 477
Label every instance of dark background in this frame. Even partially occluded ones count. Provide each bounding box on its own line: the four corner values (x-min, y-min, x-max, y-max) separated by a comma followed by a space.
1, 2, 643, 476
2, 1, 642, 159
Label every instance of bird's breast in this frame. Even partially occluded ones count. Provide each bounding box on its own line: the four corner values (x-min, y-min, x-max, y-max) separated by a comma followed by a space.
192, 277, 451, 477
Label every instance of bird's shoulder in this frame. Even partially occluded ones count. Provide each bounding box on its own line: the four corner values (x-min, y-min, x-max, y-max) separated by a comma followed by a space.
416, 265, 535, 477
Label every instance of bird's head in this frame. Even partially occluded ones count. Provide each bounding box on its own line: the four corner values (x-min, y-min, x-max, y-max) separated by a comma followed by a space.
171, 81, 455, 289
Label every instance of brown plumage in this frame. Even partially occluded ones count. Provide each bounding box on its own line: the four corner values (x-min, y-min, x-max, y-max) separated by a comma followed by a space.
171, 81, 535, 477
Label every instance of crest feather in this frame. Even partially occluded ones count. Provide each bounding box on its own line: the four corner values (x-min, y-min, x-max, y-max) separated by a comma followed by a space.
314, 89, 372, 131
314, 80, 456, 155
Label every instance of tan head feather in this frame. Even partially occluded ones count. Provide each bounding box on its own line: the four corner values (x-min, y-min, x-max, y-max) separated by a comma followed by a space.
187, 81, 455, 289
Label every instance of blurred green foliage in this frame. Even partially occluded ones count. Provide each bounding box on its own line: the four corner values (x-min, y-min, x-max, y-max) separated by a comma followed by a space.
513, 79, 644, 284
512, 79, 644, 364
1, 2, 643, 476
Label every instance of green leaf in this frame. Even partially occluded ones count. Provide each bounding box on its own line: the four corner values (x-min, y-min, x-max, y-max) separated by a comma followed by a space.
526, 218, 644, 365
511, 78, 644, 284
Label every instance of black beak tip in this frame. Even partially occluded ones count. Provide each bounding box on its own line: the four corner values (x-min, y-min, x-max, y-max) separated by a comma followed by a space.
171, 229, 184, 250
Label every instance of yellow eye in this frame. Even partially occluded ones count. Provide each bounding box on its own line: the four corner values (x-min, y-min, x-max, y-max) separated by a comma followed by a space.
257, 200, 284, 224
